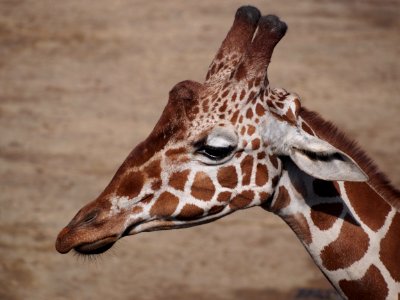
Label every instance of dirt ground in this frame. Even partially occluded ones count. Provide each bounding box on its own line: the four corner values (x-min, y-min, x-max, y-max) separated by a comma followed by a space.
0, 1, 399, 299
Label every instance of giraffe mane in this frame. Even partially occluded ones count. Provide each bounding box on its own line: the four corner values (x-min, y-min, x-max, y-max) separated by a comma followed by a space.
299, 107, 400, 210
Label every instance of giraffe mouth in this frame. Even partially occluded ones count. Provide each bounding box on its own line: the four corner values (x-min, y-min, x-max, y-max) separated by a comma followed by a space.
73, 236, 118, 255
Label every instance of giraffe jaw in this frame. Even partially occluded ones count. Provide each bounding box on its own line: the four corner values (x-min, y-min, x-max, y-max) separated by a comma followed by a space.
123, 206, 234, 236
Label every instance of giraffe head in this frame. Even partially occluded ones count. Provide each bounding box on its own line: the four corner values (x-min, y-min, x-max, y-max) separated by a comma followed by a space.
56, 6, 367, 255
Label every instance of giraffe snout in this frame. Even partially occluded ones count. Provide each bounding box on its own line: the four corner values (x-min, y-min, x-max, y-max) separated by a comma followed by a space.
55, 226, 73, 254
55, 202, 122, 255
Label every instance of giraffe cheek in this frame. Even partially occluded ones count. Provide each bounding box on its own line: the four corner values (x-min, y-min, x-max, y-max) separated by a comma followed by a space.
217, 192, 232, 203
217, 166, 238, 189
229, 190, 254, 210
149, 192, 179, 218
168, 170, 190, 191
190, 172, 215, 201
176, 204, 204, 221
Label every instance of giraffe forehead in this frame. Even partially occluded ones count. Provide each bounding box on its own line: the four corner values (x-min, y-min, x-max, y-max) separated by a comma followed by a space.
195, 81, 260, 115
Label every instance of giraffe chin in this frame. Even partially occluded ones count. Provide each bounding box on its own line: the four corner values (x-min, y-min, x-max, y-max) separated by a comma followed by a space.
73, 236, 118, 255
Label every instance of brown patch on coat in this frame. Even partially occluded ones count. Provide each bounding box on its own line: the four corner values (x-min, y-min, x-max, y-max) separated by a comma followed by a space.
259, 192, 270, 202
345, 181, 391, 232
321, 214, 369, 271
209, 205, 224, 215
269, 155, 279, 169
202, 100, 209, 112
255, 103, 265, 116
313, 179, 340, 197
116, 171, 144, 198
247, 79, 255, 90
240, 155, 253, 185
230, 110, 240, 124
217, 192, 231, 203
235, 64, 247, 81
246, 108, 253, 119
192, 106, 200, 115
311, 203, 343, 230
247, 91, 256, 103
218, 101, 228, 113
285, 109, 296, 124
239, 89, 246, 100
141, 195, 153, 205
217, 166, 238, 189
151, 179, 162, 191
271, 176, 279, 187
300, 108, 400, 210
150, 192, 179, 217
191, 172, 215, 201
255, 163, 268, 186
166, 147, 186, 157
339, 265, 388, 300
144, 159, 161, 178
379, 212, 400, 282
284, 213, 312, 245
176, 204, 204, 220
270, 186, 290, 212
131, 206, 143, 215
247, 125, 256, 136
230, 190, 254, 209
169, 170, 190, 191
257, 152, 266, 160
251, 138, 261, 150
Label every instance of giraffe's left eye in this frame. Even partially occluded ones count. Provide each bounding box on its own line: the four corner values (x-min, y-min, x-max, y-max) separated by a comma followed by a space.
196, 144, 236, 161
193, 127, 238, 164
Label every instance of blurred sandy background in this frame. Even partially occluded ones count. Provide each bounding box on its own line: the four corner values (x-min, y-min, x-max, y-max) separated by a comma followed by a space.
0, 1, 399, 299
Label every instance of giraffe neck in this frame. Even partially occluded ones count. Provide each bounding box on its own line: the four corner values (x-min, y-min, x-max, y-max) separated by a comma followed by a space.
266, 157, 400, 299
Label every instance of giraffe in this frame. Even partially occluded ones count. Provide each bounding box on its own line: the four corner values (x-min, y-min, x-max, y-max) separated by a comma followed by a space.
55, 6, 400, 300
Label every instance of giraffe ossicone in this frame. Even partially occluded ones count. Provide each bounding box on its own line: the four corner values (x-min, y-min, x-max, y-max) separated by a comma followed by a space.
56, 6, 400, 300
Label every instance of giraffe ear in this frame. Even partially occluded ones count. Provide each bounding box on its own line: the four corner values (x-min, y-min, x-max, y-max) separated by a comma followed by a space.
288, 133, 368, 182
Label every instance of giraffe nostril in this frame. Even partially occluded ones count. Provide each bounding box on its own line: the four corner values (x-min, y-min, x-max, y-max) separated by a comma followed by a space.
81, 210, 98, 225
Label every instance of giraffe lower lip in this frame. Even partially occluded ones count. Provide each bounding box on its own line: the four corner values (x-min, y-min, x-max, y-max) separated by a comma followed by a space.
74, 236, 117, 255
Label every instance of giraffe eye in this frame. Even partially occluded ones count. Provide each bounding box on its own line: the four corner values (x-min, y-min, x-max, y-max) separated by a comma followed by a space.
193, 127, 238, 164
196, 144, 236, 161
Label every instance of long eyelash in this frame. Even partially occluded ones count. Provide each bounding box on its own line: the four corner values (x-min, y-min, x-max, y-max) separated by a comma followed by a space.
196, 144, 235, 160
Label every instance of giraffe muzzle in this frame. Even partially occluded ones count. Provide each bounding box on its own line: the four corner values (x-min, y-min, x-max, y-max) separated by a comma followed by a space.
55, 224, 121, 255
55, 205, 125, 254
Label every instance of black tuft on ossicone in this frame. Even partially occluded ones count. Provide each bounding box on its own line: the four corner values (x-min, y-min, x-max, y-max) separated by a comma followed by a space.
235, 6, 261, 26
259, 15, 288, 39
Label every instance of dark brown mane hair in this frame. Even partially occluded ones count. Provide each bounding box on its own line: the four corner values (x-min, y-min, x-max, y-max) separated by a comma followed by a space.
299, 107, 400, 210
